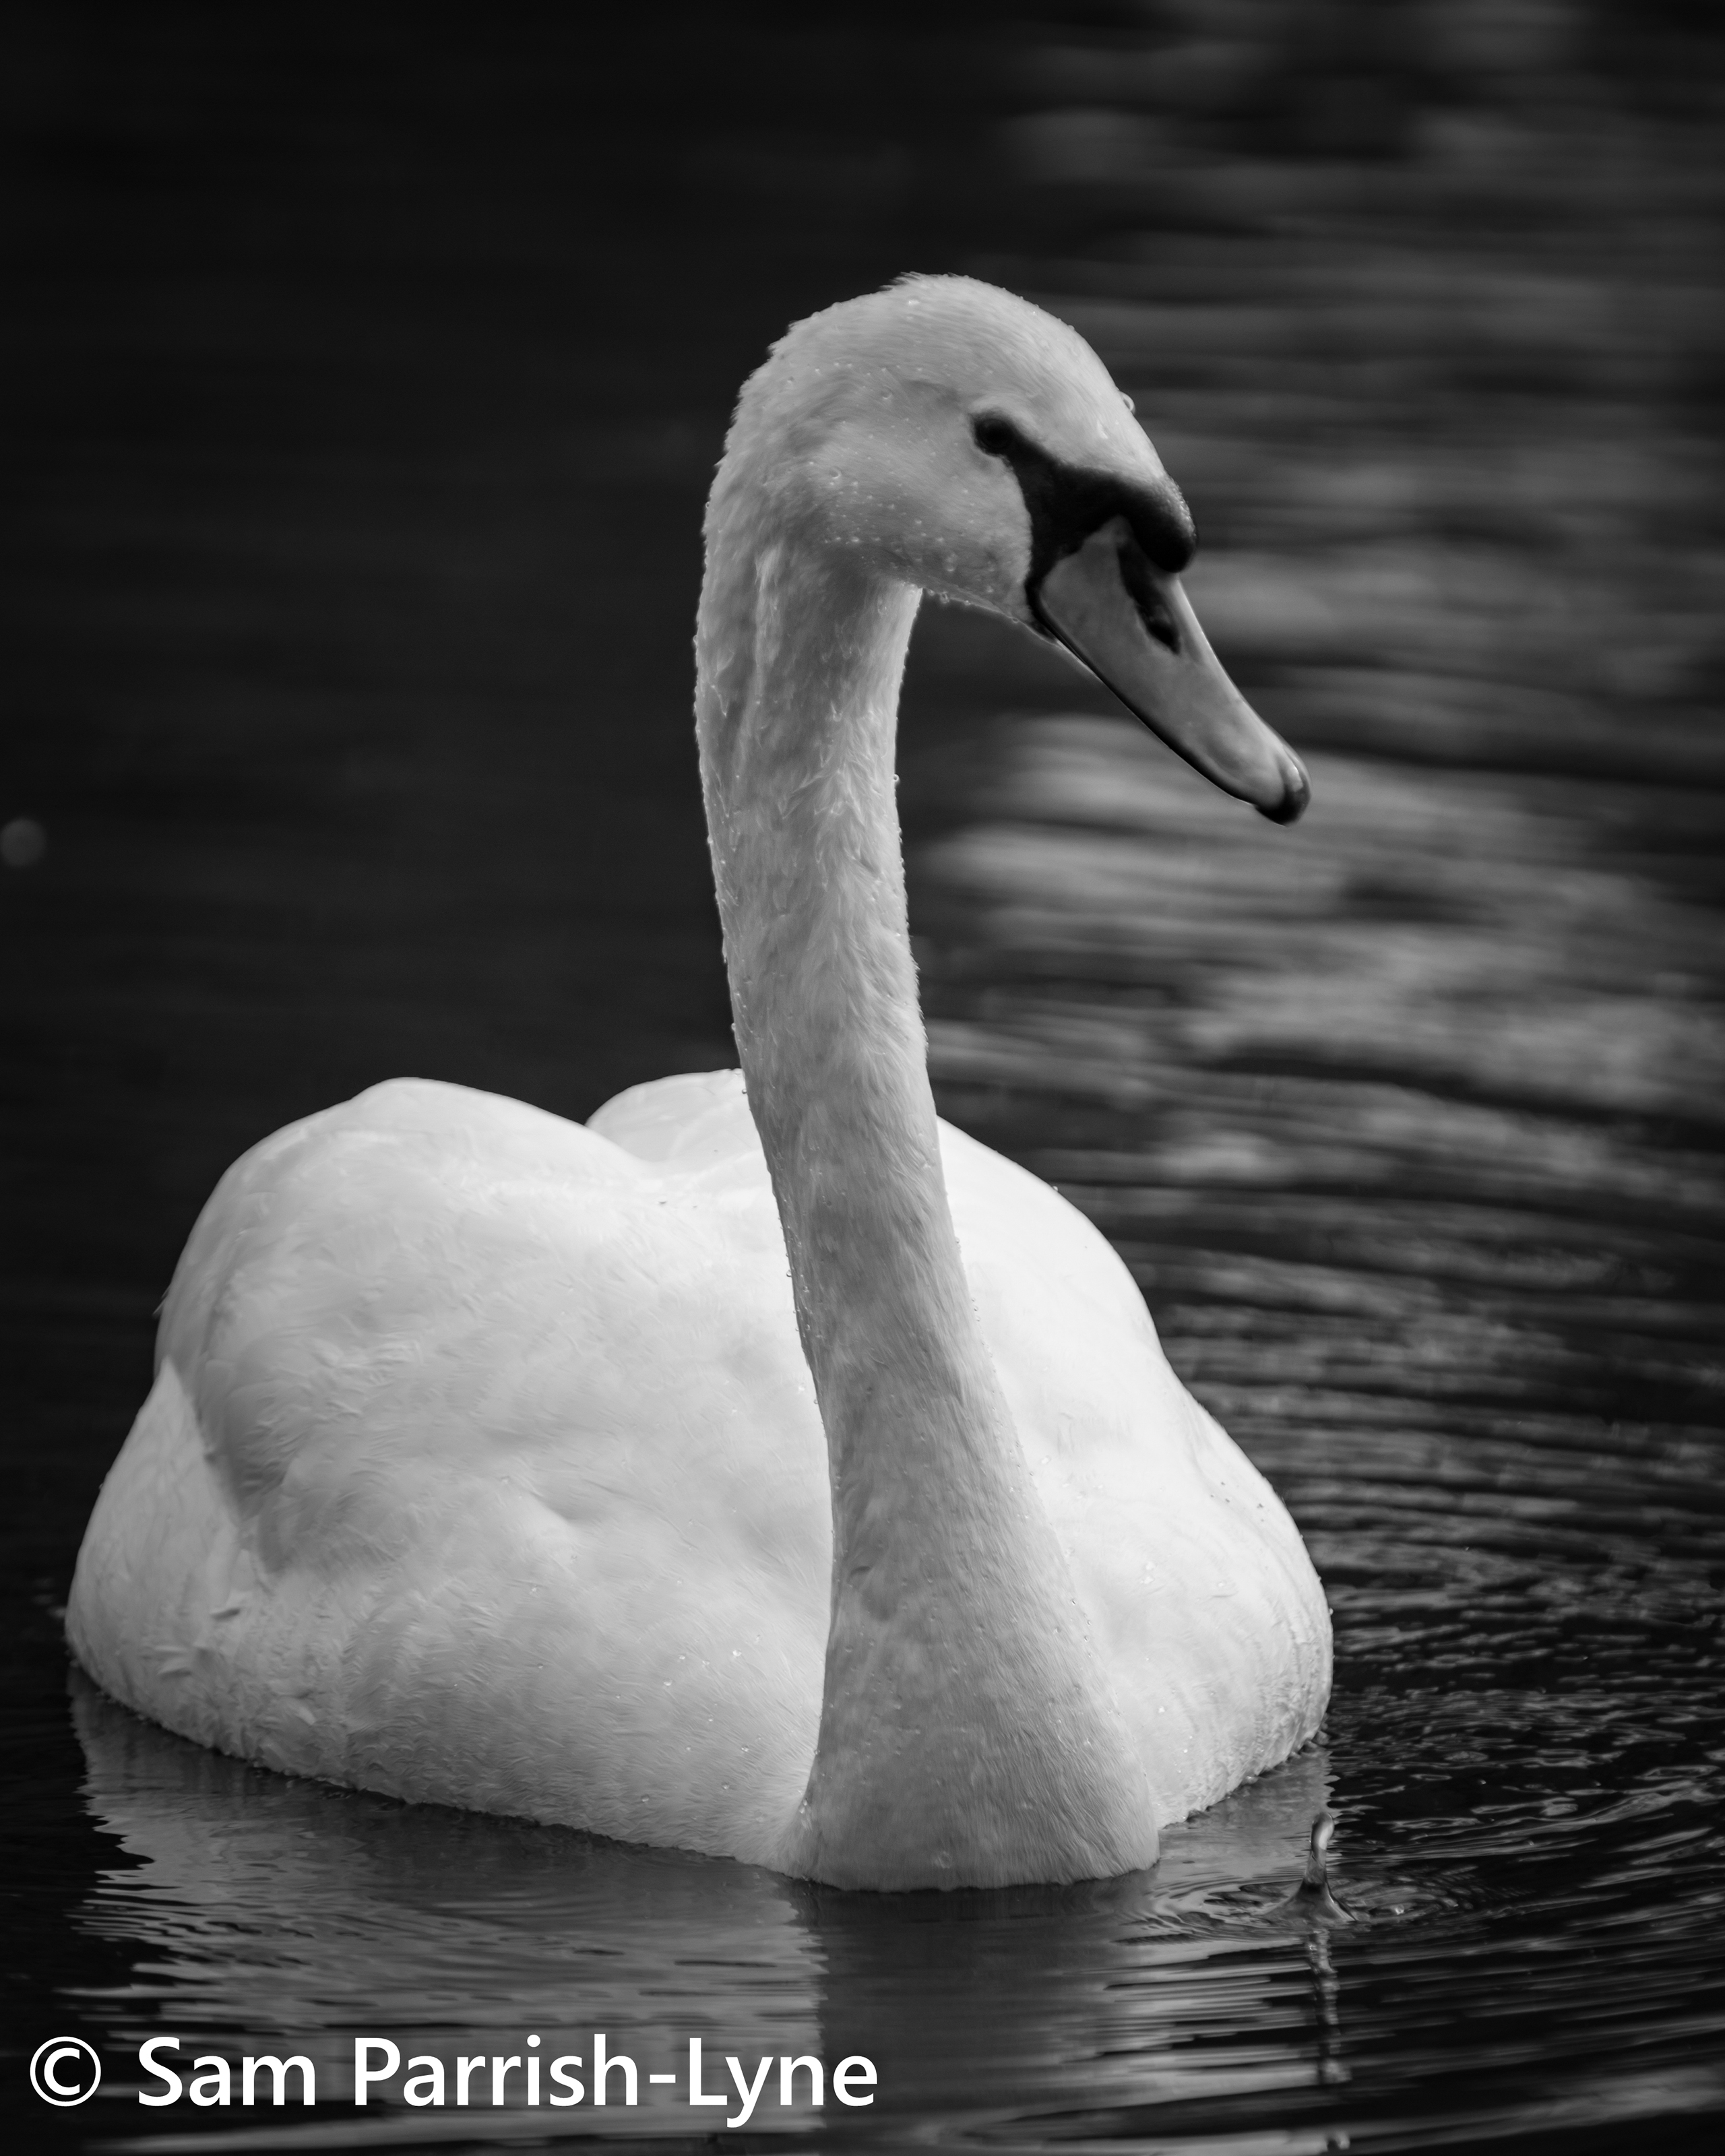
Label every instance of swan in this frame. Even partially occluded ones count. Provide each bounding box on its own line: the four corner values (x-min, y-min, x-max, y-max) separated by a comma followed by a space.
68, 276, 1329, 1891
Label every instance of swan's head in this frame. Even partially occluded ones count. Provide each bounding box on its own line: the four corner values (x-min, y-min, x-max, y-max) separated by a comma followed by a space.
714, 275, 1308, 824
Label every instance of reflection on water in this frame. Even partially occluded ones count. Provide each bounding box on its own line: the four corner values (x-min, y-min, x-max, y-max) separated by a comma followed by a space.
73, 1679, 1356, 2149
8, 2, 1725, 2151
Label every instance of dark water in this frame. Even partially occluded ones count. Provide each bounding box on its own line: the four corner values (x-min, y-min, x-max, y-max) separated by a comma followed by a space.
5, 4, 1723, 2150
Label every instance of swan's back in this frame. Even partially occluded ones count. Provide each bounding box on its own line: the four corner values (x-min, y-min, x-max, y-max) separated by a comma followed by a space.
71, 1071, 1325, 1847
70, 1078, 832, 1860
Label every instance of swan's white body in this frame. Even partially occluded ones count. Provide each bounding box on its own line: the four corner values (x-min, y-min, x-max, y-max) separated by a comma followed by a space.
70, 278, 1329, 1889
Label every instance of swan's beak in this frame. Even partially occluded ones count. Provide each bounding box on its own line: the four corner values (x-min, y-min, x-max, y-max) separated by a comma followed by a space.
1032, 516, 1309, 825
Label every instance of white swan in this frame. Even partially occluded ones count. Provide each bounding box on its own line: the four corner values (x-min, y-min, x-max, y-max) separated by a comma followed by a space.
69, 277, 1329, 1891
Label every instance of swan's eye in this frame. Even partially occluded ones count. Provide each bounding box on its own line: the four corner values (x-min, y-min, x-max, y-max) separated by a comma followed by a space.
971, 413, 1017, 458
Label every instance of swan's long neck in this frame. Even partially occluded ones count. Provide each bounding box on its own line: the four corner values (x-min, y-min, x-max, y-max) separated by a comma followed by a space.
695, 481, 1156, 1888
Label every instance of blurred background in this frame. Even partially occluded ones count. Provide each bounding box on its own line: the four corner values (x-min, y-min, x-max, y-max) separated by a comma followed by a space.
4, 3, 1723, 2150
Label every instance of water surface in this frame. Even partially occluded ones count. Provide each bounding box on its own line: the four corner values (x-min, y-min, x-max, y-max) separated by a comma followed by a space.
4, 5, 1722, 2150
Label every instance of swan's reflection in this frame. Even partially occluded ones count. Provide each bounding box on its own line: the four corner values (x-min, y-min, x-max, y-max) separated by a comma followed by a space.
71, 1674, 1347, 2145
